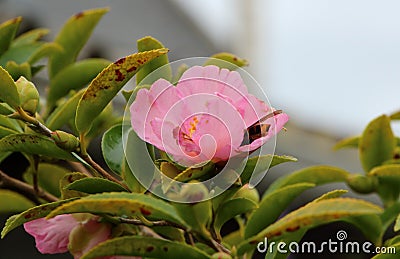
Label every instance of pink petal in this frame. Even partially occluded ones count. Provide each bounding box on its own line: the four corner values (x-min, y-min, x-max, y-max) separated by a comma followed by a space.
69, 218, 112, 259
177, 65, 248, 102
24, 214, 79, 254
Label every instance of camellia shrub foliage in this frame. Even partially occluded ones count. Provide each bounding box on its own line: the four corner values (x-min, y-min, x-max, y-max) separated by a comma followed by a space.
0, 7, 399, 259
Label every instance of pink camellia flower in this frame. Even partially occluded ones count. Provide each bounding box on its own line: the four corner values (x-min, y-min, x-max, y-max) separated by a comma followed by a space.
24, 214, 137, 259
130, 65, 288, 167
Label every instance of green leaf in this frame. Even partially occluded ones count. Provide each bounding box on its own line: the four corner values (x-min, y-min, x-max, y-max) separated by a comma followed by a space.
48, 8, 109, 78
0, 42, 43, 67
64, 177, 128, 194
241, 155, 298, 184
265, 165, 350, 196
75, 48, 169, 134
0, 103, 14, 115
80, 236, 210, 259
46, 89, 84, 130
312, 189, 348, 202
152, 226, 185, 242
23, 163, 70, 197
47, 58, 110, 109
245, 183, 315, 239
12, 28, 49, 47
333, 136, 359, 150
122, 157, 146, 193
369, 164, 400, 205
0, 124, 19, 138
5, 61, 31, 80
214, 198, 257, 238
60, 172, 88, 199
27, 42, 62, 64
173, 162, 215, 183
0, 66, 20, 109
0, 189, 35, 213
359, 115, 395, 172
0, 133, 77, 161
136, 36, 172, 85
174, 198, 212, 238
0, 17, 22, 56
47, 192, 186, 226
1, 198, 76, 238
101, 124, 124, 175
204, 52, 248, 70
381, 202, 400, 232
344, 214, 383, 245
238, 198, 383, 255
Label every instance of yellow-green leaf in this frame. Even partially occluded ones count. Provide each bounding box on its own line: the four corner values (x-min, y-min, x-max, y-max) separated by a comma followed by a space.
48, 8, 109, 78
238, 198, 382, 255
0, 66, 20, 109
47, 192, 186, 226
0, 133, 77, 161
359, 115, 396, 172
12, 28, 49, 47
75, 48, 168, 134
64, 178, 128, 194
204, 52, 248, 70
60, 172, 88, 199
214, 198, 257, 238
333, 136, 359, 150
0, 17, 22, 56
27, 42, 62, 64
0, 189, 35, 213
390, 111, 400, 120
368, 164, 400, 205
46, 89, 84, 130
80, 236, 210, 259
241, 155, 298, 185
5, 61, 31, 80
265, 165, 350, 196
245, 183, 315, 239
312, 189, 348, 202
136, 36, 172, 85
47, 58, 110, 109
1, 198, 77, 238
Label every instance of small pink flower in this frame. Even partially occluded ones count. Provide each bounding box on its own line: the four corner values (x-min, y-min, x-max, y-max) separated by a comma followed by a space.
130, 65, 288, 166
24, 214, 138, 259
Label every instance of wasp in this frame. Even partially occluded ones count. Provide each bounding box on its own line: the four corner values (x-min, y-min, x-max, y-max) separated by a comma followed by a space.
246, 110, 283, 144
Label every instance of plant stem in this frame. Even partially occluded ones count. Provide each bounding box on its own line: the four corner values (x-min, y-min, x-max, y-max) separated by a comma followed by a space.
15, 107, 52, 137
15, 106, 130, 191
79, 154, 130, 191
0, 170, 57, 202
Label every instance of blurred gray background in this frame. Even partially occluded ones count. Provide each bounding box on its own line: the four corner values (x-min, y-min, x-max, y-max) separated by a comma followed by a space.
1, 0, 399, 258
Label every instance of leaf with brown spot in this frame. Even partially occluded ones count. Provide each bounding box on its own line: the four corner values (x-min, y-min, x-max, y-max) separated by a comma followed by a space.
237, 198, 382, 255
203, 52, 248, 70
46, 192, 186, 227
0, 134, 77, 161
80, 236, 210, 259
75, 48, 168, 134
136, 36, 172, 85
